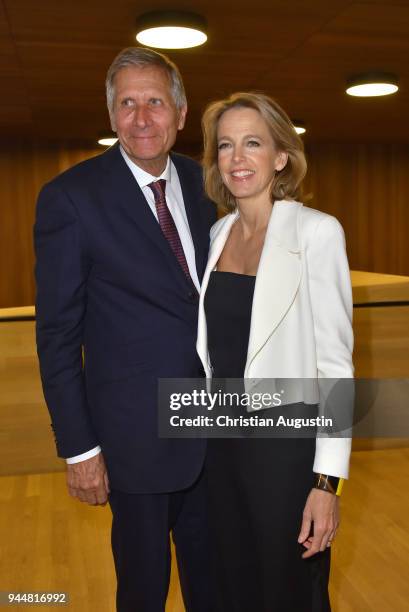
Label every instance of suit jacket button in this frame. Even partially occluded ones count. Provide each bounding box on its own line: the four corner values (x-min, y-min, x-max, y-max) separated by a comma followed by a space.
188, 291, 197, 301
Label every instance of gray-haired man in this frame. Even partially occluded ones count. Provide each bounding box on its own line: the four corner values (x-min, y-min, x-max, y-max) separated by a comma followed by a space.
35, 46, 216, 611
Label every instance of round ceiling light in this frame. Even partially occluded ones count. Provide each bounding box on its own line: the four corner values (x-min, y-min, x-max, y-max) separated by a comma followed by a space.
98, 135, 118, 147
293, 121, 306, 135
136, 11, 208, 49
346, 73, 398, 97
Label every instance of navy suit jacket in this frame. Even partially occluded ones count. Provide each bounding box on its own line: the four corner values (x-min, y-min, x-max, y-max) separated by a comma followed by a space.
34, 143, 216, 493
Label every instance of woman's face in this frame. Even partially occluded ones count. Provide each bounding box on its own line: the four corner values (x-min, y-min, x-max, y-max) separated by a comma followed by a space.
217, 107, 287, 206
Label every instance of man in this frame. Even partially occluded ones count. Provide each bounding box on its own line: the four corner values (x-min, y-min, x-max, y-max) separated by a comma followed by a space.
34, 47, 216, 611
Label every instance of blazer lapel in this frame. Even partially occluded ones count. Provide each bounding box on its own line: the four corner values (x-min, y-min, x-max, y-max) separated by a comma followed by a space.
197, 201, 302, 377
244, 200, 303, 376
196, 212, 238, 373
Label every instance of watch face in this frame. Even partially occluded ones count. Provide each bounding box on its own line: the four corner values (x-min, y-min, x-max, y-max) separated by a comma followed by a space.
315, 474, 340, 495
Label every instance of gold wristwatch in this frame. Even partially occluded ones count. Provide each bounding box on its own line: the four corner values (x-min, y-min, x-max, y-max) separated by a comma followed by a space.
314, 473, 344, 496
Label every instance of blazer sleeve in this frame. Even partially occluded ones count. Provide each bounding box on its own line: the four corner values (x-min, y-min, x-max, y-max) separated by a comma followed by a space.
34, 182, 99, 458
306, 215, 354, 479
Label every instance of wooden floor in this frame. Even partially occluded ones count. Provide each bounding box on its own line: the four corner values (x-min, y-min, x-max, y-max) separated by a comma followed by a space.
1, 448, 408, 611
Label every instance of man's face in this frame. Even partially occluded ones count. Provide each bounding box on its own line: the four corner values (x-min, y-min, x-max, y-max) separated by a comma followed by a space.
110, 65, 187, 176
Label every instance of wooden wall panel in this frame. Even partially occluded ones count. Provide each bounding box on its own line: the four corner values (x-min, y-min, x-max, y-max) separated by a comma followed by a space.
0, 142, 100, 308
304, 143, 409, 276
0, 140, 409, 307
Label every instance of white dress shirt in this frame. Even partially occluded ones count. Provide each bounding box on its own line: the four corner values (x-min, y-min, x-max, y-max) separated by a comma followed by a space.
66, 147, 200, 464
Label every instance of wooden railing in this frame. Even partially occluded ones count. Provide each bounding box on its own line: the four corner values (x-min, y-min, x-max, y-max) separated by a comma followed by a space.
1, 271, 408, 475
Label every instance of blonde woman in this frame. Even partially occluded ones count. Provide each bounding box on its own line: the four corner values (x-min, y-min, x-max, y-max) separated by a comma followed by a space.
197, 93, 353, 611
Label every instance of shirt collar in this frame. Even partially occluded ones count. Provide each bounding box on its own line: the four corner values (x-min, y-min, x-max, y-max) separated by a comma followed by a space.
120, 145, 172, 188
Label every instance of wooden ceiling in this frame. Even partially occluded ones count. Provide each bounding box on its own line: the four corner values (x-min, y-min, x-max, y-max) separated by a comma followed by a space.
1, 0, 408, 148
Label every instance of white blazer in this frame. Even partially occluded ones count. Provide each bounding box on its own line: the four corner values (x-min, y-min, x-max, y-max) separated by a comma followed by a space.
197, 200, 354, 478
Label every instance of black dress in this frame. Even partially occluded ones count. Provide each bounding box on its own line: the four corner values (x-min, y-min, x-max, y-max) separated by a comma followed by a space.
204, 271, 331, 612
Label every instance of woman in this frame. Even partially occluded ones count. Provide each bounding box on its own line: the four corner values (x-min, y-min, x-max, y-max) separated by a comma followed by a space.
197, 93, 354, 611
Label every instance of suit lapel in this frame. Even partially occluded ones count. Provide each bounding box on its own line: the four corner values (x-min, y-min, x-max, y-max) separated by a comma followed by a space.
245, 200, 303, 375
100, 144, 171, 256
100, 145, 196, 291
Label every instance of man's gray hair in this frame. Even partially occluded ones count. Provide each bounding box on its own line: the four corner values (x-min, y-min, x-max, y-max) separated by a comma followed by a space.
106, 47, 187, 114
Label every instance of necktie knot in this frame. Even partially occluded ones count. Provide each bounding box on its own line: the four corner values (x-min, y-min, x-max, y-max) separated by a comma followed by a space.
148, 179, 166, 203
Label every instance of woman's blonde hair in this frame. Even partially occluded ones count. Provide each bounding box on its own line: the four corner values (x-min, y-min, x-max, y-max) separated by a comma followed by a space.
202, 92, 307, 213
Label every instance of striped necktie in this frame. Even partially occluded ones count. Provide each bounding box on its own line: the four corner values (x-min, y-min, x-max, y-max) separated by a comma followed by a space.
148, 179, 196, 288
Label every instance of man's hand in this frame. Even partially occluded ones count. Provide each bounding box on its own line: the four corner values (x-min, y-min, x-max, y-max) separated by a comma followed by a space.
66, 452, 110, 506
297, 488, 339, 558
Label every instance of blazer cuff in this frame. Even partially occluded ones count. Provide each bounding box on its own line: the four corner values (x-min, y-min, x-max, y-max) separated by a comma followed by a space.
313, 437, 352, 479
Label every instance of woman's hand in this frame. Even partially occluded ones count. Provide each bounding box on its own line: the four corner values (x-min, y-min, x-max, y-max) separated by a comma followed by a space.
297, 488, 339, 559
